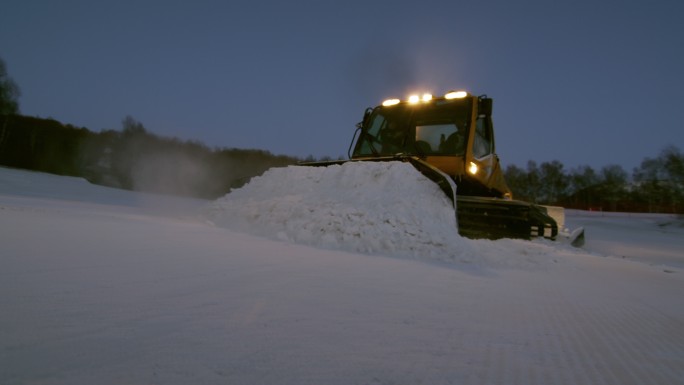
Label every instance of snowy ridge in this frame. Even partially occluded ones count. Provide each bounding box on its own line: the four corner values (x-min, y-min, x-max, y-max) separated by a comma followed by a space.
206, 161, 475, 261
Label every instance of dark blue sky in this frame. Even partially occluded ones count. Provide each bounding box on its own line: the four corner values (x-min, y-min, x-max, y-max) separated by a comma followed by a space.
2, 0, 683, 171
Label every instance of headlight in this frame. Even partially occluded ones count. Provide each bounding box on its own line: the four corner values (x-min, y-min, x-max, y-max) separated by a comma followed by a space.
468, 161, 479, 175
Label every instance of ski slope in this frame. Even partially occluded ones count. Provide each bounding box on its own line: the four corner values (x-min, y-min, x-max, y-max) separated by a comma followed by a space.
1, 165, 683, 385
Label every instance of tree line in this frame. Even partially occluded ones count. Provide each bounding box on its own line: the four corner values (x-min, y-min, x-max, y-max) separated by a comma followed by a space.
0, 114, 300, 199
504, 146, 684, 213
1, 56, 302, 198
0, 58, 20, 115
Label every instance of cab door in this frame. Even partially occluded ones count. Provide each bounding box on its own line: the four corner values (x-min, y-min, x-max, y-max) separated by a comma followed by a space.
469, 114, 511, 197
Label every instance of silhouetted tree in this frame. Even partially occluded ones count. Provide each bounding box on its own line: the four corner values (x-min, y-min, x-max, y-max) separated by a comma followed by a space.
662, 146, 684, 213
121, 115, 146, 135
632, 145, 683, 213
538, 160, 567, 204
525, 160, 541, 203
0, 57, 20, 115
633, 155, 667, 212
598, 164, 629, 211
567, 165, 599, 209
503, 164, 528, 200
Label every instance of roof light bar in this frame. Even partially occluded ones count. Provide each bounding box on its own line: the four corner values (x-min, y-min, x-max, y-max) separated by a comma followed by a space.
382, 98, 400, 106
445, 90, 468, 99
381, 90, 469, 106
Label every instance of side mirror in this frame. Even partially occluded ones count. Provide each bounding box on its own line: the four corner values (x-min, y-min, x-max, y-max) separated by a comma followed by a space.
357, 107, 373, 129
478, 98, 493, 116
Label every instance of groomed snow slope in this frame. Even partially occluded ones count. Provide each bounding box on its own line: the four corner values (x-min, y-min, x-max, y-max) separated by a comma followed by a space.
1, 165, 683, 385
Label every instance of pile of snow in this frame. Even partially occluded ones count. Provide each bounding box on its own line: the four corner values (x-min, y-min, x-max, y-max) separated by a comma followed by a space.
206, 161, 475, 261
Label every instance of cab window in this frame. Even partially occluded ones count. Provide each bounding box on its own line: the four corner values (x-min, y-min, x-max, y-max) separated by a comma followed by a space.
356, 114, 387, 155
415, 123, 465, 155
473, 116, 493, 158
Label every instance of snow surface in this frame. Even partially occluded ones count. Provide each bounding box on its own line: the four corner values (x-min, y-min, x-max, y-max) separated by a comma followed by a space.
1, 165, 684, 385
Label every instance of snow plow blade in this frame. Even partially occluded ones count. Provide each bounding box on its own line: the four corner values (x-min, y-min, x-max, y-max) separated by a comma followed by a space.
542, 205, 585, 247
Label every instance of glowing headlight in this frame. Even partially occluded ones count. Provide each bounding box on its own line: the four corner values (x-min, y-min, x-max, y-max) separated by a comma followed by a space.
383, 90, 459, 106
468, 161, 479, 175
445, 91, 468, 99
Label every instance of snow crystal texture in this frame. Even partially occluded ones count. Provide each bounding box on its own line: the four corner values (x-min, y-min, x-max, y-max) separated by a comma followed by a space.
206, 161, 473, 260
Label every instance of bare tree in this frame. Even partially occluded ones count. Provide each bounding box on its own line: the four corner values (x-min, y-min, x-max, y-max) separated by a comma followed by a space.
568, 165, 599, 209
599, 164, 629, 211
526, 160, 541, 203
0, 57, 21, 115
539, 160, 567, 204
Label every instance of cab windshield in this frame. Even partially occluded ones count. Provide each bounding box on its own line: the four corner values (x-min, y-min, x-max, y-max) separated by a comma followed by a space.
353, 98, 472, 157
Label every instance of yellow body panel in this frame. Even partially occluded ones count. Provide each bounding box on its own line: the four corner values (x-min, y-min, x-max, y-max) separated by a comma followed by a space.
423, 155, 463, 177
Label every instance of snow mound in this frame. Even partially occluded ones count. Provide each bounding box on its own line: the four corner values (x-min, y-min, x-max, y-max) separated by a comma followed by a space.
205, 161, 475, 261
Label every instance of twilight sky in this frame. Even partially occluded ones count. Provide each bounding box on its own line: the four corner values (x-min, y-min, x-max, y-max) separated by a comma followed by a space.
1, 0, 683, 171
